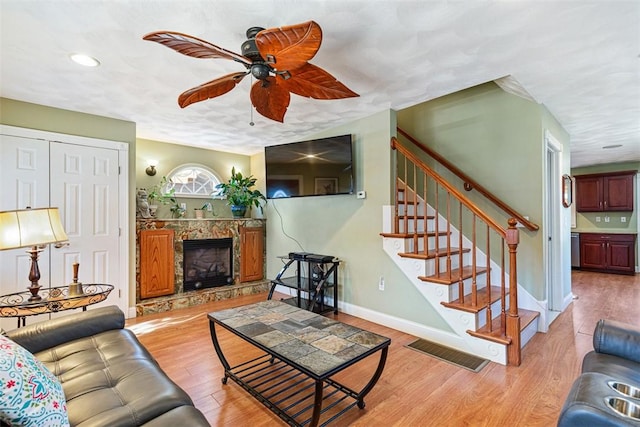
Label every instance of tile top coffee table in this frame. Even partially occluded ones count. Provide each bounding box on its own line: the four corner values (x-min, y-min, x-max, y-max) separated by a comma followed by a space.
208, 300, 391, 427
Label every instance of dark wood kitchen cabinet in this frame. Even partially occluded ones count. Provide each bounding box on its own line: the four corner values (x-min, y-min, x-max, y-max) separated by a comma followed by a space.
575, 171, 635, 212
579, 233, 636, 275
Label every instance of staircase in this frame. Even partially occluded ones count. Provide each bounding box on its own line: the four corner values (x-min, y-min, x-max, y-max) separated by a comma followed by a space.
381, 133, 540, 366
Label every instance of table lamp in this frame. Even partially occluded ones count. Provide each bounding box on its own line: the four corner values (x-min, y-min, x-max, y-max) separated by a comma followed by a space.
0, 207, 69, 302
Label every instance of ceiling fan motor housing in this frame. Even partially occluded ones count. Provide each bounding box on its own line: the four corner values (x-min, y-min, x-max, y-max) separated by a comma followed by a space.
241, 26, 272, 80
241, 27, 265, 61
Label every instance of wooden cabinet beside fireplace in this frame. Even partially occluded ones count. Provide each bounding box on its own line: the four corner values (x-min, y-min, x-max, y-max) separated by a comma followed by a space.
240, 226, 264, 282
140, 229, 175, 298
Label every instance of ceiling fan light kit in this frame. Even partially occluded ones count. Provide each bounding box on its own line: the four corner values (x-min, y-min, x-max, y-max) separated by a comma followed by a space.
143, 21, 358, 122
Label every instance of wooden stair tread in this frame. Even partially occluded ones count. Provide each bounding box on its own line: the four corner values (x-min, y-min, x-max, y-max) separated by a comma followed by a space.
380, 230, 449, 239
467, 309, 541, 345
419, 266, 487, 285
399, 247, 470, 260
441, 285, 503, 313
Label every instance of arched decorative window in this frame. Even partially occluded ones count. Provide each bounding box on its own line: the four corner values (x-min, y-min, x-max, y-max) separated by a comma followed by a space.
165, 164, 222, 198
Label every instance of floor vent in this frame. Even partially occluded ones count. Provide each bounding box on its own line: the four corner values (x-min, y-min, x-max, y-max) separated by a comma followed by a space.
406, 339, 489, 372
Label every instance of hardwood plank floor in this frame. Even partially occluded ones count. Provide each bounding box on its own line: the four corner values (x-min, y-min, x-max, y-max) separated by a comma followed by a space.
126, 270, 639, 426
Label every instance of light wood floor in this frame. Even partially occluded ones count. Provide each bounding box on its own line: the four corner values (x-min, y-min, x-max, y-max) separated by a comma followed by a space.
126, 270, 639, 426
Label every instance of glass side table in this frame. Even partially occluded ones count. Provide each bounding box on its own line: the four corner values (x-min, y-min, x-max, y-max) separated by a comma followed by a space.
0, 284, 113, 328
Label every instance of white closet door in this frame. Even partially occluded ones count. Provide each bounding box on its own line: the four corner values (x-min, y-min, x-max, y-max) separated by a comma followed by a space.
50, 141, 121, 310
1, 126, 128, 329
0, 135, 51, 330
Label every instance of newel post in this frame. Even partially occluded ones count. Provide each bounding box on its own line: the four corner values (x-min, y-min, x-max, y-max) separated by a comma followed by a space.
505, 218, 521, 366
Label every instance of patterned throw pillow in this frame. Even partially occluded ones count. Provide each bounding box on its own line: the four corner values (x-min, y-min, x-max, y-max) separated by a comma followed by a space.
0, 335, 69, 426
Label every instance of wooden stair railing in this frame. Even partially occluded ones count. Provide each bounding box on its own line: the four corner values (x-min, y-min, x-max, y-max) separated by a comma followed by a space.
397, 127, 539, 232
389, 136, 524, 366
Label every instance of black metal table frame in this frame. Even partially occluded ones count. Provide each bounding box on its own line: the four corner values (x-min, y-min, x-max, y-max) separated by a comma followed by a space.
0, 284, 113, 328
209, 318, 389, 427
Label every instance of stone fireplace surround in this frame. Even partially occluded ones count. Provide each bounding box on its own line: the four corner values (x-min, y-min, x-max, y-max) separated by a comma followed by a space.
135, 218, 268, 316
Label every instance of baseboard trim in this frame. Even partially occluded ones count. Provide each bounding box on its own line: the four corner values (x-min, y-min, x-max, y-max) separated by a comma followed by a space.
337, 300, 466, 350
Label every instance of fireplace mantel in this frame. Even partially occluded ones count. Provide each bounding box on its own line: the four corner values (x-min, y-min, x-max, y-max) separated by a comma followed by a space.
135, 217, 267, 316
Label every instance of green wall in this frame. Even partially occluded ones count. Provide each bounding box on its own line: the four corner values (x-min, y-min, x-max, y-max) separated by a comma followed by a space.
257, 109, 451, 330
396, 83, 571, 301
136, 138, 250, 218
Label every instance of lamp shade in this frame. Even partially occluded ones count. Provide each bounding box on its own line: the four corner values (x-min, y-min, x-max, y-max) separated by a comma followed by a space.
0, 207, 69, 250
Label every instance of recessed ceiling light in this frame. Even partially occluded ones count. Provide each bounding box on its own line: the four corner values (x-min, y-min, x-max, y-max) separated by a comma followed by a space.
69, 53, 100, 67
602, 144, 622, 149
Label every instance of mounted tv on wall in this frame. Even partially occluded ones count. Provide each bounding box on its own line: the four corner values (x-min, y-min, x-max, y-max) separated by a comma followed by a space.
265, 134, 354, 199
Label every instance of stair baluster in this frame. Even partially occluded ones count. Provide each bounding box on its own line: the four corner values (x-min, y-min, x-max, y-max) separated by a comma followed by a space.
387, 135, 534, 366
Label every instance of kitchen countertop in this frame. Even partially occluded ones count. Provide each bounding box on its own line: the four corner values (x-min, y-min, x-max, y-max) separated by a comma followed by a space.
572, 229, 637, 235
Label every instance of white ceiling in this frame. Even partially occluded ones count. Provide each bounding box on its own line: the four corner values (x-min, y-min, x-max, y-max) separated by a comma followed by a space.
1, 1, 638, 168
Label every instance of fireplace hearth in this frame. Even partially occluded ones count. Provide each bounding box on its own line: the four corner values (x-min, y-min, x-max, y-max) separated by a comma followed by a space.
183, 238, 233, 291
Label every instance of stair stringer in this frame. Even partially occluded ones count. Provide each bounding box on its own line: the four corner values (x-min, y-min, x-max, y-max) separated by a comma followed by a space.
382, 205, 544, 365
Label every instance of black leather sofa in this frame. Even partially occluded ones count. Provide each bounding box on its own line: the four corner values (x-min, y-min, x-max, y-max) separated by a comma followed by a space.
5, 306, 210, 426
557, 319, 640, 426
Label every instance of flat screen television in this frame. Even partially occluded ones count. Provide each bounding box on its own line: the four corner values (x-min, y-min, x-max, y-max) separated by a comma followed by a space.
265, 134, 354, 199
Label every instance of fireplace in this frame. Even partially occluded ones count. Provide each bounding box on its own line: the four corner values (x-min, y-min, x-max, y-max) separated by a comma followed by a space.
183, 238, 233, 291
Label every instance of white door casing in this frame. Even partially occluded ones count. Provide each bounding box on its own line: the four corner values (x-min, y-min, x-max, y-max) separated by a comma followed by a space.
544, 131, 564, 315
0, 125, 129, 328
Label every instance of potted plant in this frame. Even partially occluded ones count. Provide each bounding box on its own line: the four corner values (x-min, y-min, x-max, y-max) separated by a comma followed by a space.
215, 167, 266, 218
147, 176, 184, 218
194, 202, 210, 219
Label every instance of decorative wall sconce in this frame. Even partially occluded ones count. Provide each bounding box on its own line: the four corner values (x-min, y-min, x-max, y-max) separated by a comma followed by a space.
146, 160, 158, 176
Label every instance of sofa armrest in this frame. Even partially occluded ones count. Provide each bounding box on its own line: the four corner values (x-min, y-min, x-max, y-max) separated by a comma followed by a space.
5, 305, 125, 354
592, 319, 640, 364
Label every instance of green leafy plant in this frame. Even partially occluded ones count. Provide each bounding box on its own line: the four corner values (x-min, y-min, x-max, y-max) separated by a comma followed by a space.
147, 176, 174, 205
147, 176, 184, 217
215, 167, 266, 214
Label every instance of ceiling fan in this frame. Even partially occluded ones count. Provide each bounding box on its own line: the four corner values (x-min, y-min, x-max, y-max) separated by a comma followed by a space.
143, 21, 359, 123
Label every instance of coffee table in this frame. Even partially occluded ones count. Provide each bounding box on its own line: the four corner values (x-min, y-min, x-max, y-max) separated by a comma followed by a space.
208, 300, 390, 427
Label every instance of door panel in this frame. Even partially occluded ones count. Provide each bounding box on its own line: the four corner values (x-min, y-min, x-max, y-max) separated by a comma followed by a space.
580, 241, 605, 269
0, 135, 51, 330
608, 241, 633, 272
50, 142, 120, 309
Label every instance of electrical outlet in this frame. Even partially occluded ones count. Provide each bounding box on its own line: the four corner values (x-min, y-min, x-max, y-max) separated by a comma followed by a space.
356, 191, 366, 199
595, 216, 601, 222
604, 216, 610, 223
205, 202, 212, 212
378, 276, 385, 291
621, 217, 627, 223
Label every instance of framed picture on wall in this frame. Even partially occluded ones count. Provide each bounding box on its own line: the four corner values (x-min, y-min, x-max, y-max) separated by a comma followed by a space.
314, 178, 338, 195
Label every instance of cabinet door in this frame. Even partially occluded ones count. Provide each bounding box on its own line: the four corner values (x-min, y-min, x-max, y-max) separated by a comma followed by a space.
140, 229, 175, 298
575, 176, 602, 212
240, 226, 264, 282
604, 174, 634, 211
607, 237, 636, 274
580, 237, 606, 270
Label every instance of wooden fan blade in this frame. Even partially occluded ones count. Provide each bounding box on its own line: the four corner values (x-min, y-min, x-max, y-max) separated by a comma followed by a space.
250, 77, 290, 122
280, 63, 359, 100
178, 72, 248, 108
255, 21, 322, 72
143, 31, 251, 66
